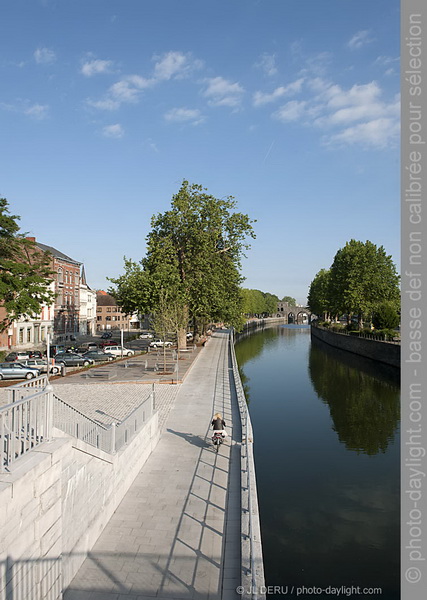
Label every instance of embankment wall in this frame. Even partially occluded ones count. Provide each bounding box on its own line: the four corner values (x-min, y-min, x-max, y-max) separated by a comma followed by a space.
0, 412, 159, 599
311, 326, 400, 368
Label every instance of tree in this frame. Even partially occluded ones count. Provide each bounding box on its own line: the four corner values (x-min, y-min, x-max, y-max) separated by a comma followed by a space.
281, 296, 296, 305
328, 240, 400, 328
0, 198, 55, 331
372, 301, 400, 330
307, 269, 331, 320
110, 181, 255, 346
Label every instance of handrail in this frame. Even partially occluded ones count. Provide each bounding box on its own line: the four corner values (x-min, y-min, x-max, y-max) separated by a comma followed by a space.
230, 330, 266, 599
1, 380, 156, 471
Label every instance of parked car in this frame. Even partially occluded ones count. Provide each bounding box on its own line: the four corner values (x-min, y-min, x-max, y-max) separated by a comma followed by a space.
101, 332, 112, 339
81, 350, 115, 363
102, 346, 135, 357
29, 350, 44, 359
76, 343, 98, 353
149, 339, 173, 348
4, 351, 32, 362
0, 362, 40, 380
53, 352, 95, 367
139, 332, 154, 339
99, 340, 117, 348
21, 358, 60, 375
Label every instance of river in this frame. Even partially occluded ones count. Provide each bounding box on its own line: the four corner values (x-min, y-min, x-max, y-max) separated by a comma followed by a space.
235, 324, 400, 600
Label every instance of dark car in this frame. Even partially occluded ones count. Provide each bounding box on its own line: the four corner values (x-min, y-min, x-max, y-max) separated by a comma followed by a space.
101, 332, 112, 339
0, 362, 40, 380
29, 350, 43, 359
53, 352, 94, 367
76, 343, 98, 354
82, 350, 115, 363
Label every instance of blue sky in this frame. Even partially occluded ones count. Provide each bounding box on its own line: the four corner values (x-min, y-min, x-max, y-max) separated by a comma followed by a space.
1, 0, 400, 304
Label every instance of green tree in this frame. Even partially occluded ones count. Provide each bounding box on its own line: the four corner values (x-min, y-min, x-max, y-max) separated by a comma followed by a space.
110, 181, 255, 346
307, 269, 331, 320
281, 295, 296, 305
372, 301, 400, 330
263, 291, 280, 315
328, 240, 400, 328
0, 198, 55, 331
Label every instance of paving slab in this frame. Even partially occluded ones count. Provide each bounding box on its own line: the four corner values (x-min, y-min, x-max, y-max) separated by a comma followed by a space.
64, 331, 241, 600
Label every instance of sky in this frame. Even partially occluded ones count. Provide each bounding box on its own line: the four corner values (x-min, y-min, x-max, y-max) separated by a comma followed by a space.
1, 0, 400, 304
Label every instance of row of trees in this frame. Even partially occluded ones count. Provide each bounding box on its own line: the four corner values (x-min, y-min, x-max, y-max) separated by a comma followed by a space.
0, 198, 55, 332
307, 240, 400, 329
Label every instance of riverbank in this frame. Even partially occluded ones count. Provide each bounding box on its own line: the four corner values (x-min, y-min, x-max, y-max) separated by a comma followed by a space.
311, 324, 400, 368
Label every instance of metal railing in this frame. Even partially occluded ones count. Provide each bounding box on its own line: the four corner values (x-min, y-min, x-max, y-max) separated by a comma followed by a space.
1, 380, 156, 472
230, 331, 265, 599
312, 322, 401, 344
1, 386, 53, 473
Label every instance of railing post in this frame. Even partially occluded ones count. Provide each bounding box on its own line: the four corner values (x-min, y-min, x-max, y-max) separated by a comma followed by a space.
44, 384, 53, 442
152, 383, 156, 412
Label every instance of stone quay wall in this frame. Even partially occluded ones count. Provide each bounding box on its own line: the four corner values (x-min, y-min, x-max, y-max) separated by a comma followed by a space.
311, 325, 400, 368
0, 412, 159, 600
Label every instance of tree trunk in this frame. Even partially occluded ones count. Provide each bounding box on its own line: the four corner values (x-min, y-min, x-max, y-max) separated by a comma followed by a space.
177, 327, 187, 350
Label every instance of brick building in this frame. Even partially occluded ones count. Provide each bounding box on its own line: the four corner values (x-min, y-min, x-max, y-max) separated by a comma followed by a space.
96, 291, 134, 331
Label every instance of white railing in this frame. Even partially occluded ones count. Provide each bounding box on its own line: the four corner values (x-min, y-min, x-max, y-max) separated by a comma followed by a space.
1, 380, 156, 471
230, 331, 266, 600
1, 385, 53, 473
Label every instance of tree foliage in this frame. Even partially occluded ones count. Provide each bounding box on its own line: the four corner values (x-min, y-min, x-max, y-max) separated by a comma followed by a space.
372, 301, 400, 330
307, 240, 400, 327
281, 295, 296, 305
0, 198, 55, 331
241, 288, 279, 317
109, 181, 256, 341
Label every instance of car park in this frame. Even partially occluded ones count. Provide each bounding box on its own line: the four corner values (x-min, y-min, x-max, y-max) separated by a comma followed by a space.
21, 358, 60, 375
81, 350, 115, 363
53, 352, 95, 367
4, 351, 32, 362
149, 339, 173, 348
102, 346, 135, 357
0, 362, 40, 380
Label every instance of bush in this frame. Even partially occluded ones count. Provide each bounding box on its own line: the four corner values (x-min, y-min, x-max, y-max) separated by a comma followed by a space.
373, 302, 400, 330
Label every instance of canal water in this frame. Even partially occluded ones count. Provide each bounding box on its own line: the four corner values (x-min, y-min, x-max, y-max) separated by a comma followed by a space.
235, 325, 400, 600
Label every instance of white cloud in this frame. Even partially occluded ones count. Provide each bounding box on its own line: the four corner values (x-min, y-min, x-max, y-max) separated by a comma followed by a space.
81, 59, 114, 77
87, 74, 154, 110
0, 100, 49, 119
253, 79, 304, 106
328, 118, 400, 148
273, 100, 307, 122
348, 30, 375, 50
202, 77, 244, 107
255, 53, 278, 77
164, 107, 205, 125
102, 124, 124, 138
153, 51, 203, 81
34, 47, 56, 64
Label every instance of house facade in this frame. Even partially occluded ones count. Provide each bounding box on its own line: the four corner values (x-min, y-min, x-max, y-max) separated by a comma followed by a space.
96, 291, 139, 331
79, 266, 97, 336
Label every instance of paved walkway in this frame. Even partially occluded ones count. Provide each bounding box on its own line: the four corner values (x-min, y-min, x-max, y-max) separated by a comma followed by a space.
63, 330, 241, 600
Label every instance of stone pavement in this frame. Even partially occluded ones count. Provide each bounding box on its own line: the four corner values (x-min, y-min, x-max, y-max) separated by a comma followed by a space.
63, 330, 241, 600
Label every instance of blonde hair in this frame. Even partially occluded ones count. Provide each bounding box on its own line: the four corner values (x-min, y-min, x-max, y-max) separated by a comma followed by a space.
213, 413, 222, 420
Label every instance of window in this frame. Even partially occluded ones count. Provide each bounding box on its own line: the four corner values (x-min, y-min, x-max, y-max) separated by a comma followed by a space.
106, 307, 111, 313
19, 329, 24, 343
58, 268, 63, 284
97, 316, 102, 321
27, 329, 31, 343
106, 316, 111, 321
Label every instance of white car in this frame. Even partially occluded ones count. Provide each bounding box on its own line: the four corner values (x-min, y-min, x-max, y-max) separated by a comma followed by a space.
139, 332, 154, 339
103, 346, 135, 357
149, 339, 173, 348
21, 358, 60, 375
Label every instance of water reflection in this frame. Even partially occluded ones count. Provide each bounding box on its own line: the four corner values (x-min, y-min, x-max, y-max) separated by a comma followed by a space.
235, 326, 400, 600
309, 336, 400, 455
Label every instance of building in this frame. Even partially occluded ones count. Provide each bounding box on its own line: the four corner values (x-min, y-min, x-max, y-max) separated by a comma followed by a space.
79, 267, 96, 336
96, 291, 139, 331
32, 240, 82, 340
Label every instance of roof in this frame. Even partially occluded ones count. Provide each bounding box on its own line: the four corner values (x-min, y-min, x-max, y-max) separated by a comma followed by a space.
36, 242, 81, 266
96, 291, 117, 306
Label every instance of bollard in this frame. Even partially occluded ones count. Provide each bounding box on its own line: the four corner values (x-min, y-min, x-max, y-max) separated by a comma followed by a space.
61, 364, 67, 377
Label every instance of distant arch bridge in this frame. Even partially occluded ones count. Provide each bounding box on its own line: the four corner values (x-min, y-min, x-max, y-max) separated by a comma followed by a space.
276, 302, 311, 324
